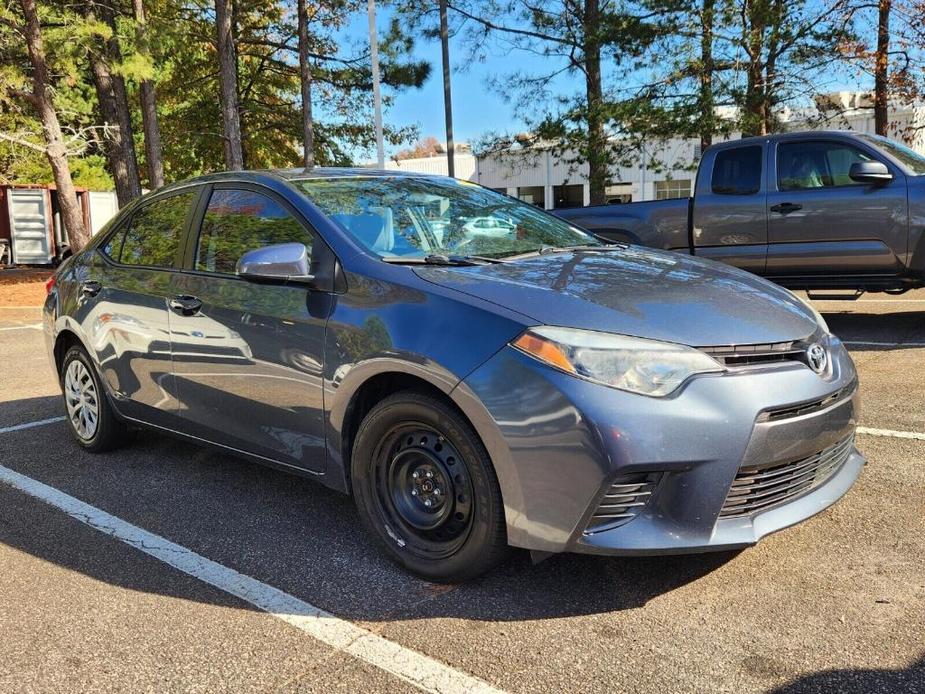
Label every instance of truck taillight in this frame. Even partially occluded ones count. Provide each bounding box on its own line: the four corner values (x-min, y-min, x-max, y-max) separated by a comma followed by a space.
45, 275, 57, 295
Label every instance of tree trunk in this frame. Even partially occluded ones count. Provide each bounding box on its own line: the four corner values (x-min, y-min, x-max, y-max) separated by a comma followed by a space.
89, 57, 138, 206
583, 0, 607, 206
742, 0, 769, 137
699, 0, 715, 152
439, 0, 455, 178
874, 0, 891, 135
18, 0, 89, 251
297, 0, 315, 169
132, 0, 165, 188
86, 1, 142, 206
215, 0, 244, 169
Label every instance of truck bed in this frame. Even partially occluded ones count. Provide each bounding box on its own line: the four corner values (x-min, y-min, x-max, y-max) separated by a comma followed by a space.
554, 198, 691, 250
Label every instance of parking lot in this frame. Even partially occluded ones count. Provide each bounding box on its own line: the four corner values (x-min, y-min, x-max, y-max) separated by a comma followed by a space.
0, 294, 923, 693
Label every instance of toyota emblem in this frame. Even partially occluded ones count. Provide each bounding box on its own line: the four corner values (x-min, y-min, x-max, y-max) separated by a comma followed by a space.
807, 343, 828, 374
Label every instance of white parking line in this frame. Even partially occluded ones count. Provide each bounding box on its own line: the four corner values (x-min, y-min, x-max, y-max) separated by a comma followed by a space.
844, 341, 925, 348
0, 416, 66, 434
857, 426, 925, 441
0, 463, 501, 694
0, 323, 42, 332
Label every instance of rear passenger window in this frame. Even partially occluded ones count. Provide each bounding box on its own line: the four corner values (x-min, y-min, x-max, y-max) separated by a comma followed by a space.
712, 146, 762, 195
118, 193, 194, 267
196, 189, 313, 275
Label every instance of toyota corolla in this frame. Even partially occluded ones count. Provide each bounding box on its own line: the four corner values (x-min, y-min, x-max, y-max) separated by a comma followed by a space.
43, 170, 864, 582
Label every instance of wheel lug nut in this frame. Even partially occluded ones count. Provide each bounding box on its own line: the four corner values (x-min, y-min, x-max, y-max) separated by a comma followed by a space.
425, 471, 433, 479
412, 471, 420, 480
411, 489, 418, 496
433, 488, 441, 496
424, 499, 432, 507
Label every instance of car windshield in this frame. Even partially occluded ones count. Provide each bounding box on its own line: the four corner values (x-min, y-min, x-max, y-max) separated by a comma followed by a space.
293, 176, 600, 259
858, 133, 925, 175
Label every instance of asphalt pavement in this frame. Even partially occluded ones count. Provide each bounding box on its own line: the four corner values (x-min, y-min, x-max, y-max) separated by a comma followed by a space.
0, 294, 922, 693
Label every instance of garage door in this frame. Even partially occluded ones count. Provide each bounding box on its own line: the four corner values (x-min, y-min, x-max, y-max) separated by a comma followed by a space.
7, 188, 52, 265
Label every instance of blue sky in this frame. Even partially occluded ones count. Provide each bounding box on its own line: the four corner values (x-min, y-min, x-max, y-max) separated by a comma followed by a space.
336, 6, 548, 157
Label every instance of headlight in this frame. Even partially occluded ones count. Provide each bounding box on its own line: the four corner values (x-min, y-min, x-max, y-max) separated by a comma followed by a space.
512, 326, 725, 397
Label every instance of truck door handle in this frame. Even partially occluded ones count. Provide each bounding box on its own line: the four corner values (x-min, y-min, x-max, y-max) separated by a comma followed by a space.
169, 295, 203, 316
80, 281, 102, 297
770, 202, 802, 214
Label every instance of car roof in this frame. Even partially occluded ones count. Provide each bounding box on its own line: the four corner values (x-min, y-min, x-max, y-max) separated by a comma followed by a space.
145, 167, 452, 200
708, 130, 872, 151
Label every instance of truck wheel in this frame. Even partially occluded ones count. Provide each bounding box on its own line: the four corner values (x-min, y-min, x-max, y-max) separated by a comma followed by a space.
351, 391, 509, 582
60, 345, 130, 453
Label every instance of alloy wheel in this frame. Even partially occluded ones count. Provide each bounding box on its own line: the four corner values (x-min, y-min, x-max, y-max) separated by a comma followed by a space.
64, 359, 99, 441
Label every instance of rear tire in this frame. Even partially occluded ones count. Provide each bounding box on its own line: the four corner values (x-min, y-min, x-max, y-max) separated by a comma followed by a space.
351, 391, 509, 582
60, 345, 130, 453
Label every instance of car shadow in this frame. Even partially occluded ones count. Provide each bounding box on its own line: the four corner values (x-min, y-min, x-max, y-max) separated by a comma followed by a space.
768, 656, 925, 693
0, 396, 739, 623
821, 308, 925, 347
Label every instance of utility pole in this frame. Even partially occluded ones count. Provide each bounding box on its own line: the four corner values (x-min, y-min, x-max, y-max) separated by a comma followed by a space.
439, 0, 455, 178
367, 0, 385, 168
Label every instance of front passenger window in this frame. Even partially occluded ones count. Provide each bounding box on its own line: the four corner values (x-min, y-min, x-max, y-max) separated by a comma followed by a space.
778, 141, 875, 190
196, 189, 313, 274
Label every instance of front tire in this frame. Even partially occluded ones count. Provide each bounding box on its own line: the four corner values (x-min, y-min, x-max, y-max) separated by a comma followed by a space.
351, 391, 508, 582
60, 345, 130, 453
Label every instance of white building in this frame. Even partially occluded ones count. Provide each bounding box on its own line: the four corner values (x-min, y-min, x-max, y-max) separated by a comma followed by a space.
381, 93, 925, 210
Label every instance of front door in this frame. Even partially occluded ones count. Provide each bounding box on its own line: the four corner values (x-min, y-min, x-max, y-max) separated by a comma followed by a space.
170, 186, 329, 474
691, 144, 768, 273
765, 138, 908, 278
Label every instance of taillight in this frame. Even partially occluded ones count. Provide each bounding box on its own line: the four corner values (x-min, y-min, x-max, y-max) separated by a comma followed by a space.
45, 275, 57, 295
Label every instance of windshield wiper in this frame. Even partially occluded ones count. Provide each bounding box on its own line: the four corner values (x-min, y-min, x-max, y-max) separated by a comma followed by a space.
498, 244, 620, 261
381, 254, 505, 266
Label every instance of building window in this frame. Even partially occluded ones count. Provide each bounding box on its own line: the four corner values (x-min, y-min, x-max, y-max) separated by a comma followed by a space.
517, 186, 545, 208
654, 179, 692, 200
553, 184, 584, 209
605, 183, 632, 204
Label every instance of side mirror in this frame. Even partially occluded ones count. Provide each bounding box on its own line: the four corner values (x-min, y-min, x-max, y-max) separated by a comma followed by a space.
849, 161, 893, 185
236, 243, 315, 285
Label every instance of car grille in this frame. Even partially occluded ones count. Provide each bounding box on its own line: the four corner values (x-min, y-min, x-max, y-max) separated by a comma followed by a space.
720, 434, 855, 518
584, 473, 660, 535
699, 340, 807, 368
759, 380, 857, 422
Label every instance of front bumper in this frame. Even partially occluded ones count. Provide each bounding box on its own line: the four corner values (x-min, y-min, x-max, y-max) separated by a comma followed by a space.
460, 335, 863, 555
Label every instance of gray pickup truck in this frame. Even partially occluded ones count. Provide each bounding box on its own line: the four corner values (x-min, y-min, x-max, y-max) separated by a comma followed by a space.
555, 131, 925, 293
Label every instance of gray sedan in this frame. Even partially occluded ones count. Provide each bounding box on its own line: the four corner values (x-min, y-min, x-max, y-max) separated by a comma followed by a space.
43, 169, 863, 582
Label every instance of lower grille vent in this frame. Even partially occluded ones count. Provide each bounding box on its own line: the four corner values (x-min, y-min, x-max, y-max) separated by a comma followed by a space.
720, 434, 854, 518
584, 473, 660, 535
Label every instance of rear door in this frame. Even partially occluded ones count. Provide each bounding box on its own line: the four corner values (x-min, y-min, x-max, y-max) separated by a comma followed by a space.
169, 184, 329, 474
765, 138, 907, 278
691, 143, 768, 273
80, 189, 197, 427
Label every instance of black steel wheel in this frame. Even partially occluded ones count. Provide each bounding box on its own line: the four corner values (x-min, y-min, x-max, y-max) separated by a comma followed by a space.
351, 391, 508, 582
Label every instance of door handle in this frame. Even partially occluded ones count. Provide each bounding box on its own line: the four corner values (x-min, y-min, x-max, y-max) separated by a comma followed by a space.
770, 202, 803, 214
169, 295, 203, 316
80, 281, 102, 297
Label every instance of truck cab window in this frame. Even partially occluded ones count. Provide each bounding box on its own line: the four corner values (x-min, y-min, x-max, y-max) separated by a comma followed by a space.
711, 146, 762, 196
778, 141, 874, 190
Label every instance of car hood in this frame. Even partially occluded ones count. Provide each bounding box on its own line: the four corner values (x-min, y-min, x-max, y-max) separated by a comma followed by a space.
413, 247, 819, 346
